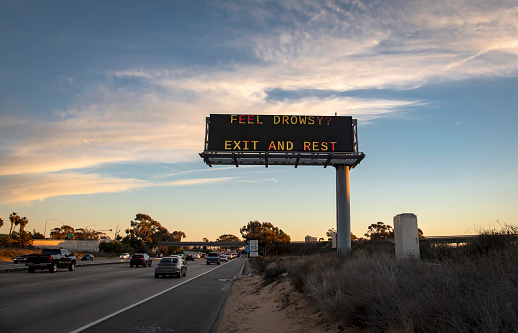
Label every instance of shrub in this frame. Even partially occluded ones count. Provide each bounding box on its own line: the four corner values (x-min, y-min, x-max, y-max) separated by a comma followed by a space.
277, 228, 518, 332
99, 241, 134, 254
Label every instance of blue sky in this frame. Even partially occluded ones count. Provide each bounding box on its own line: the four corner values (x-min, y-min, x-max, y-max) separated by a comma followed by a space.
1, 0, 517, 241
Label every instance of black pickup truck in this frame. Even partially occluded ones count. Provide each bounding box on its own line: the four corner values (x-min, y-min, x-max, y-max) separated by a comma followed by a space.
26, 249, 76, 273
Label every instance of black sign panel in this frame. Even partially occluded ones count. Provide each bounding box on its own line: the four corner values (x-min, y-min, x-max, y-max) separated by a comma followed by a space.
207, 114, 354, 153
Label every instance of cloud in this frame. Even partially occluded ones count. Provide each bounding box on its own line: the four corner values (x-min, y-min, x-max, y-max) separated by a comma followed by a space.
0, 173, 236, 204
2, 0, 518, 202
238, 178, 279, 184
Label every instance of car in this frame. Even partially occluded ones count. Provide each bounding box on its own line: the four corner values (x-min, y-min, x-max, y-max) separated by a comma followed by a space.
130, 253, 152, 267
219, 254, 228, 262
156, 253, 162, 258
154, 256, 187, 278
206, 252, 220, 265
14, 254, 29, 264
81, 254, 94, 261
186, 254, 195, 261
120, 253, 130, 259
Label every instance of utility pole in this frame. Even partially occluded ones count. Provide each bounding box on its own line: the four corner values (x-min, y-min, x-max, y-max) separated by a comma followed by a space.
44, 219, 58, 239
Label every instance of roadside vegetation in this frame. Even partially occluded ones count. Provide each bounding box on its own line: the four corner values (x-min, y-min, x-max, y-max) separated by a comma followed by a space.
251, 224, 518, 333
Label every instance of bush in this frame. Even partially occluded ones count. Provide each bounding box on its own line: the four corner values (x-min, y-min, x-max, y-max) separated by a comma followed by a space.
98, 241, 134, 254
273, 228, 518, 332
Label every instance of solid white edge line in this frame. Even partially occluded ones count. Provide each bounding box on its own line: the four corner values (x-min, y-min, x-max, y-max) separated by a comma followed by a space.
69, 264, 225, 333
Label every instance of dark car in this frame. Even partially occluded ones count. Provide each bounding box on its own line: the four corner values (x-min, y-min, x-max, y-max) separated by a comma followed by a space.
14, 254, 29, 264
206, 252, 220, 265
81, 254, 94, 261
186, 254, 195, 261
130, 253, 152, 267
154, 256, 187, 278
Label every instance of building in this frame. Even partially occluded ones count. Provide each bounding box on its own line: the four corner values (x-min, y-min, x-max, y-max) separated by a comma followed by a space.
305, 235, 318, 243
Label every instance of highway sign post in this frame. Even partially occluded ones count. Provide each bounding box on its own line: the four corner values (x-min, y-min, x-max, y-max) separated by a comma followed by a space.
249, 240, 259, 257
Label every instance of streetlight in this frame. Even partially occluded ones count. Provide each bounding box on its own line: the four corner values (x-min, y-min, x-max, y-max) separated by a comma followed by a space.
98, 229, 112, 240
44, 219, 58, 239
84, 224, 96, 240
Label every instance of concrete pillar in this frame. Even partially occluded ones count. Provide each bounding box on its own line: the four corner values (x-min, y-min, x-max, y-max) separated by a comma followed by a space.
393, 213, 420, 259
335, 164, 351, 257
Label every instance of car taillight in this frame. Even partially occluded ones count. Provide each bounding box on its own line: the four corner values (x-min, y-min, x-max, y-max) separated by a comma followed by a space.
49, 256, 53, 261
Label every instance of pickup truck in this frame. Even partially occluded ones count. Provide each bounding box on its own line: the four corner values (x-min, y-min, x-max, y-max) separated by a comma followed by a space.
26, 249, 76, 273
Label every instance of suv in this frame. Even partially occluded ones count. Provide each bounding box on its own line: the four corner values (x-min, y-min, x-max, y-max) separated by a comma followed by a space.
206, 252, 220, 265
130, 253, 152, 267
155, 256, 187, 278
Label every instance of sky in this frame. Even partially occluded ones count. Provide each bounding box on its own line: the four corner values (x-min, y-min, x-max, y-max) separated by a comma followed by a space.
1, 0, 517, 242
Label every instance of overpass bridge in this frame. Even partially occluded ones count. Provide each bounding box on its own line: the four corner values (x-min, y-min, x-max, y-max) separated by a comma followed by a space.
157, 241, 248, 247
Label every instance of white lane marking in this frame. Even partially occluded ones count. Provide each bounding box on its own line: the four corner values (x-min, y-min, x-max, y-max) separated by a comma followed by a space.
106, 281, 126, 287
69, 264, 229, 333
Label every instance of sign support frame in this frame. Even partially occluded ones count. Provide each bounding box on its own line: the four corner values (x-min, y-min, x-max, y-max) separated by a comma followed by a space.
199, 115, 364, 257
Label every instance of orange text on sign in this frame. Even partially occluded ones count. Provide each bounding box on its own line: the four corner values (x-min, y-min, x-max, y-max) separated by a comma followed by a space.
303, 141, 337, 151
224, 140, 259, 150
230, 115, 263, 124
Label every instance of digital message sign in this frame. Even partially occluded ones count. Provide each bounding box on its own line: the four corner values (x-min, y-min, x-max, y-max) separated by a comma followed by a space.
207, 114, 354, 153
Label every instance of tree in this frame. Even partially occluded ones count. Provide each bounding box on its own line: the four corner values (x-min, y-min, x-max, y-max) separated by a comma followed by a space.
122, 213, 186, 253
418, 228, 424, 238
217, 234, 241, 251
240, 221, 291, 255
0, 235, 14, 246
365, 221, 394, 240
13, 231, 33, 247
170, 231, 186, 242
18, 216, 29, 232
327, 228, 356, 241
9, 212, 21, 235
126, 213, 161, 246
326, 228, 336, 240
50, 227, 64, 239
216, 234, 241, 242
74, 228, 86, 240
203, 237, 209, 242
61, 225, 74, 239
0, 217, 4, 229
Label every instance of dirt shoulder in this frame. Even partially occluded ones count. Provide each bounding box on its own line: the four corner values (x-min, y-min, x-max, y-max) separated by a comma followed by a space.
216, 261, 344, 333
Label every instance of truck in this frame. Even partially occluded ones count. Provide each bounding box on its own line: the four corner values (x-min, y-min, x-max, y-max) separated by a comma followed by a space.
26, 249, 77, 273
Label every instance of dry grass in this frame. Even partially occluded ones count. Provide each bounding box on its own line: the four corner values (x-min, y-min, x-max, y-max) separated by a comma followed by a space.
0, 248, 38, 262
255, 228, 518, 333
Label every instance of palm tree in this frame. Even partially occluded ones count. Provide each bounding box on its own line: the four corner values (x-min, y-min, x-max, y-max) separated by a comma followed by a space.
18, 217, 29, 232
9, 212, 20, 235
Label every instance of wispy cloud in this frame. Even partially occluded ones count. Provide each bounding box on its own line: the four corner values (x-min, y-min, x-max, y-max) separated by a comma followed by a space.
0, 173, 236, 204
238, 178, 279, 184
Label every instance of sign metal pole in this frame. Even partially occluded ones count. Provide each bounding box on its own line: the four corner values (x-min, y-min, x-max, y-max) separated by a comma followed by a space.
335, 164, 351, 257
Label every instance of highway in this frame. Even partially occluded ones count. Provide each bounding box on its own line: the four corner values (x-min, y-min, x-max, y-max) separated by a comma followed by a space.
0, 256, 245, 333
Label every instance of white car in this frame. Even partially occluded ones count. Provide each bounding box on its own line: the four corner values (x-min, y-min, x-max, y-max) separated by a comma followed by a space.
219, 254, 228, 262
120, 253, 130, 259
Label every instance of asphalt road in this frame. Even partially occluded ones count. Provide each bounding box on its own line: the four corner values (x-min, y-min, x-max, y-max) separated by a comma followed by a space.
0, 257, 245, 333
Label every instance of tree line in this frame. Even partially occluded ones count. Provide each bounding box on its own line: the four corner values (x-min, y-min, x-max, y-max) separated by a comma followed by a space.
0, 211, 423, 253
326, 221, 424, 241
